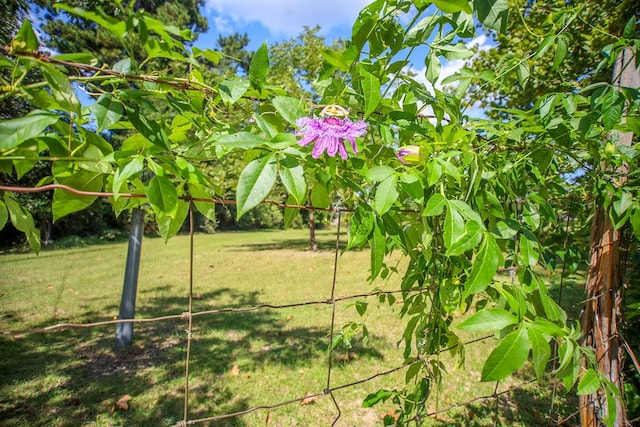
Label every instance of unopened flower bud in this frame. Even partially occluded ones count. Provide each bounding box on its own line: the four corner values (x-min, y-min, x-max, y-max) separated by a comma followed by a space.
397, 146, 424, 165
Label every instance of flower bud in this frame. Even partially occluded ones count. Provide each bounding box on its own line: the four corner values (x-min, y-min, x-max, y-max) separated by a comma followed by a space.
397, 145, 425, 165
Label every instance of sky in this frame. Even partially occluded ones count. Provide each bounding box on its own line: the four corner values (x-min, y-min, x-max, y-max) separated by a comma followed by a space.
197, 0, 371, 49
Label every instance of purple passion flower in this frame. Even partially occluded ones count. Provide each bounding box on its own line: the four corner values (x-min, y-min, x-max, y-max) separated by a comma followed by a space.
295, 116, 368, 160
397, 145, 424, 165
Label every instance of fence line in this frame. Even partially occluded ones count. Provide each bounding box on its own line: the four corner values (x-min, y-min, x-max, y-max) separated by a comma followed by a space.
0, 184, 571, 425
3, 286, 440, 336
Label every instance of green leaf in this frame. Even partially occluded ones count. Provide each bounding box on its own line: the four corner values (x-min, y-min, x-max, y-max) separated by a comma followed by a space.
113, 57, 131, 74
444, 201, 465, 249
370, 221, 385, 279
425, 51, 441, 84
218, 79, 250, 105
552, 34, 568, 70
113, 155, 144, 198
189, 182, 216, 222
361, 69, 381, 117
423, 194, 447, 217
446, 220, 483, 256
347, 205, 374, 249
362, 389, 394, 408
519, 234, 539, 267
355, 301, 368, 316
236, 154, 277, 218
0, 111, 59, 152
192, 47, 223, 63
249, 41, 269, 90
41, 64, 80, 114
311, 183, 330, 208
272, 96, 305, 125
213, 132, 267, 149
433, 0, 472, 14
321, 49, 349, 72
529, 318, 566, 337
54, 4, 126, 37
473, 0, 508, 33
283, 194, 300, 228
622, 16, 636, 38
279, 162, 306, 205
146, 175, 179, 219
464, 234, 503, 296
367, 165, 395, 183
126, 107, 170, 150
0, 199, 7, 230
481, 327, 530, 381
405, 14, 438, 46
458, 308, 518, 332
374, 175, 399, 215
493, 219, 519, 239
516, 61, 530, 88
157, 199, 189, 242
15, 19, 39, 51
92, 93, 123, 131
577, 369, 601, 396
4, 193, 40, 254
52, 171, 102, 222
601, 88, 624, 131
527, 326, 551, 380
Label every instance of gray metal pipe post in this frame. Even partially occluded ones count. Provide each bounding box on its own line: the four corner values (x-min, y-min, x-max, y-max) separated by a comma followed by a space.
115, 208, 144, 347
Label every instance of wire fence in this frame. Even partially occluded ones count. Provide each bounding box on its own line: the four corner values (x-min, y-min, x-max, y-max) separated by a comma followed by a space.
0, 184, 582, 426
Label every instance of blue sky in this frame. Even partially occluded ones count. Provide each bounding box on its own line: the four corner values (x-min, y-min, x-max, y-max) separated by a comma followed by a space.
196, 0, 371, 51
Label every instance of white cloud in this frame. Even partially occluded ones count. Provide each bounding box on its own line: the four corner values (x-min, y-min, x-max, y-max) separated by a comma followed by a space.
204, 0, 371, 37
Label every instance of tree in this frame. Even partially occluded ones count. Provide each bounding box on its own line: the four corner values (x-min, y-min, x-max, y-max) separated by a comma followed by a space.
469, 0, 639, 112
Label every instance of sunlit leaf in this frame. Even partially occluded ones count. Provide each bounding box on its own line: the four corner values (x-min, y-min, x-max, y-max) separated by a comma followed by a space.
4, 194, 40, 254
481, 327, 530, 381
249, 41, 269, 89
464, 233, 503, 296
52, 170, 102, 222
272, 96, 305, 125
93, 94, 123, 132
458, 308, 518, 331
361, 69, 381, 117
236, 154, 277, 218
218, 79, 250, 105
374, 175, 398, 215
146, 175, 179, 219
0, 111, 59, 152
474, 0, 509, 33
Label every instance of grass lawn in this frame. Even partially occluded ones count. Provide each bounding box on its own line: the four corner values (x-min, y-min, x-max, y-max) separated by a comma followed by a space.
0, 228, 581, 426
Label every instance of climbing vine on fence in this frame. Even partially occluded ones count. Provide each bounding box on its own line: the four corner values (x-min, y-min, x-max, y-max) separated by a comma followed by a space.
1, 0, 639, 425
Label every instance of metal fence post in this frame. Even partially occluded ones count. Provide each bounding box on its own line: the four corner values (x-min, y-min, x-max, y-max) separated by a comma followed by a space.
115, 207, 144, 347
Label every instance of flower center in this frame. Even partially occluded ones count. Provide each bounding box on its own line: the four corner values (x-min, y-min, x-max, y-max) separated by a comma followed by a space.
324, 117, 343, 127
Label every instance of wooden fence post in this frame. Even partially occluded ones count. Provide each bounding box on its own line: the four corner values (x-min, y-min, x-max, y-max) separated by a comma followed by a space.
580, 46, 638, 427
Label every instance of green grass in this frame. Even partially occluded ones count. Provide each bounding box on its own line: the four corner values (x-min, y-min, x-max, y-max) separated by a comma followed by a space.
0, 228, 580, 426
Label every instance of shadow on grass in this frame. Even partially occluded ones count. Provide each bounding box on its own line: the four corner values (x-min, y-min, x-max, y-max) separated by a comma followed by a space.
0, 286, 384, 426
232, 237, 349, 252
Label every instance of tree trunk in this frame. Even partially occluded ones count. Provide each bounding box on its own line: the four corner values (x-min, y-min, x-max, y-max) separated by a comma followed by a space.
580, 46, 638, 427
308, 208, 317, 251
580, 206, 626, 426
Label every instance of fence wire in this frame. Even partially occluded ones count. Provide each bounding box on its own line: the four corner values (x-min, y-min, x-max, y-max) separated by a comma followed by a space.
0, 184, 572, 426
